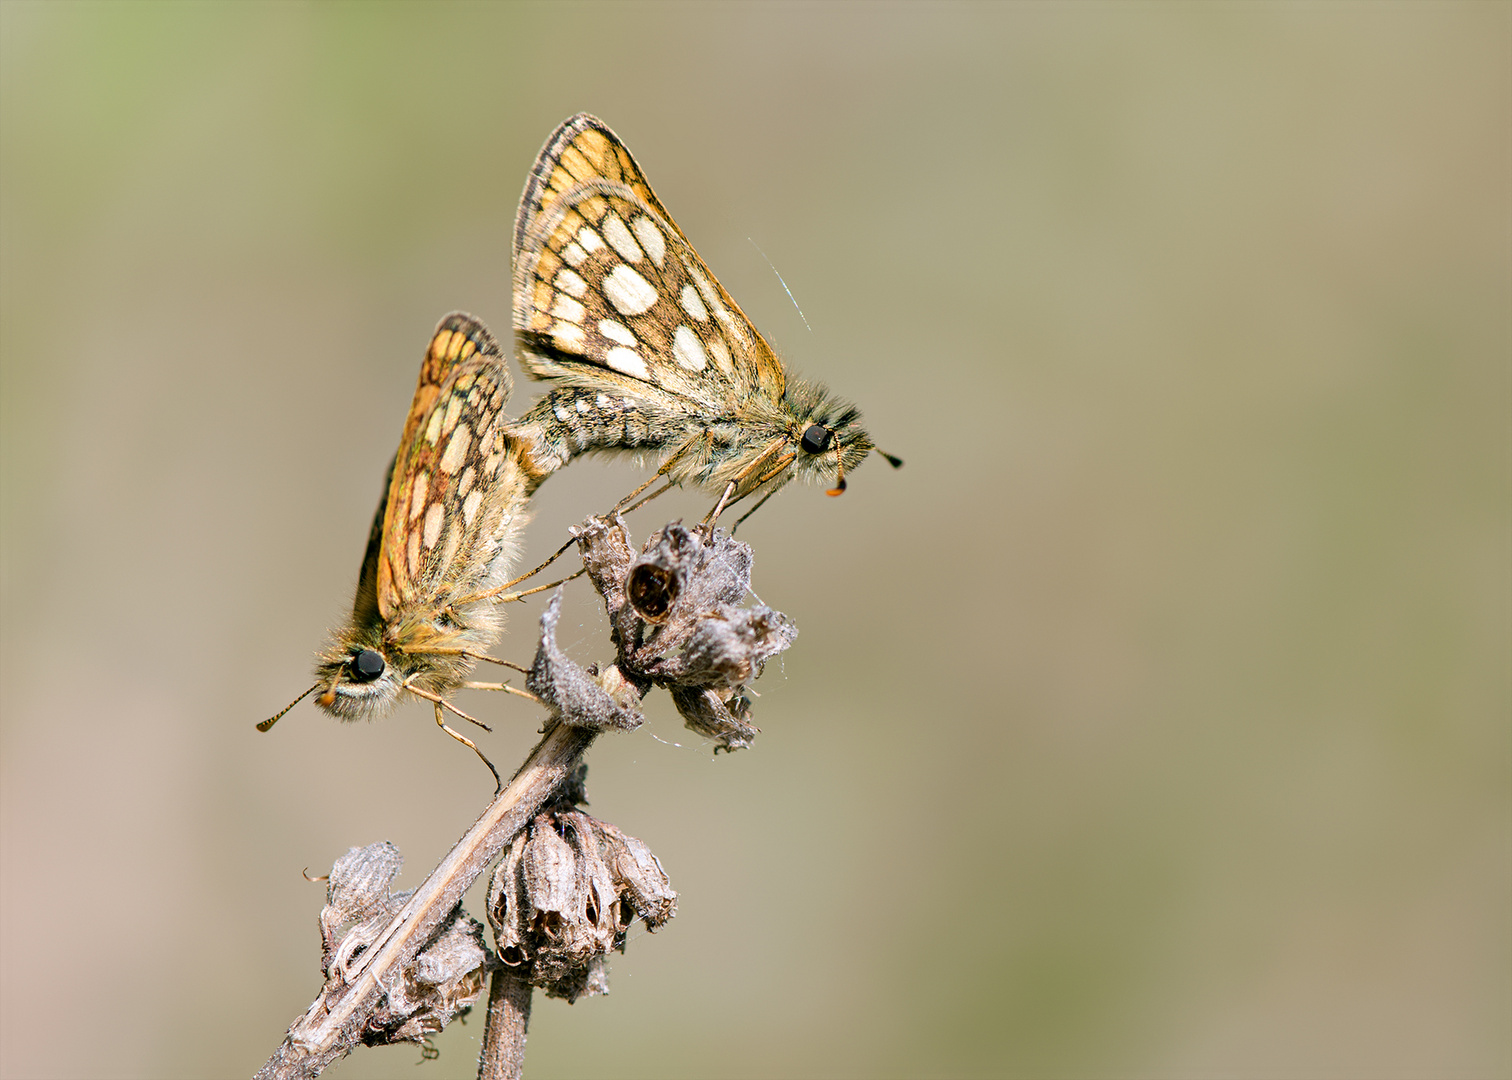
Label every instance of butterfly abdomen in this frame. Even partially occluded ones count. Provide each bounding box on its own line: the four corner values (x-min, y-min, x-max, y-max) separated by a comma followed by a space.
510, 384, 700, 485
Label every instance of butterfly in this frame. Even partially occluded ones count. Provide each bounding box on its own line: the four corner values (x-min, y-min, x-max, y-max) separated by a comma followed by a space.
507, 114, 900, 526
259, 313, 541, 785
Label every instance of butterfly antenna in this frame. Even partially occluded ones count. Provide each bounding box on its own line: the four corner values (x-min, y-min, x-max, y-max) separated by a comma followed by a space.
749, 238, 811, 333
826, 442, 847, 496
876, 448, 904, 469
257, 681, 321, 732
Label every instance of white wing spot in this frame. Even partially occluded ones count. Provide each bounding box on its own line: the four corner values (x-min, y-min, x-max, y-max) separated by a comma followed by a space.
673, 325, 709, 371
440, 394, 464, 436
423, 502, 444, 549
551, 294, 586, 323
575, 399, 590, 413
686, 261, 744, 341
551, 321, 585, 351
632, 216, 665, 266
595, 393, 610, 408
439, 423, 471, 474
458, 465, 475, 497
603, 212, 644, 263
438, 520, 461, 570
709, 337, 733, 374
553, 404, 571, 422
425, 406, 445, 445
687, 263, 720, 311
577, 228, 605, 253
462, 489, 482, 525
603, 264, 658, 316
555, 268, 588, 298
409, 472, 429, 521
606, 347, 651, 380
562, 241, 587, 267
598, 319, 637, 346
679, 283, 709, 322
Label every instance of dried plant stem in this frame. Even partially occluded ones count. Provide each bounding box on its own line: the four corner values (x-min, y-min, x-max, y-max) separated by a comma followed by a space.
254, 720, 598, 1080
477, 964, 534, 1080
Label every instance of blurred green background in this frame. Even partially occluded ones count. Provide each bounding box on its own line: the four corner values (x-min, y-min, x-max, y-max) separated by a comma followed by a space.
1, 3, 1507, 1078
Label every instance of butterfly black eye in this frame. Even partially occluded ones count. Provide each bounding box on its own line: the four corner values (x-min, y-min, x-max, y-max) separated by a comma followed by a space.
350, 649, 385, 682
800, 424, 834, 454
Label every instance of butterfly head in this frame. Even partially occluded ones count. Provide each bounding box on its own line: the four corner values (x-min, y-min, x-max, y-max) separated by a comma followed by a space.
256, 646, 399, 732
783, 378, 902, 496
309, 637, 407, 721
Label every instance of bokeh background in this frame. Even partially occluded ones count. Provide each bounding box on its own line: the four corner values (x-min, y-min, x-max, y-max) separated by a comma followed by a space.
2, 3, 1507, 1078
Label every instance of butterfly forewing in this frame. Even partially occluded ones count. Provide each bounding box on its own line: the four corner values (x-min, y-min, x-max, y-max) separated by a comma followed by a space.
515, 114, 678, 254
378, 315, 523, 619
513, 115, 786, 405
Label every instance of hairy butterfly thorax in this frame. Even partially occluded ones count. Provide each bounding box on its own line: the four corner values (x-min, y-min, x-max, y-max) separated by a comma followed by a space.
506, 114, 900, 527
259, 313, 543, 787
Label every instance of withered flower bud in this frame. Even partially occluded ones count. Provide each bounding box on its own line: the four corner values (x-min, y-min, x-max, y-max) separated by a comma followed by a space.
527, 590, 643, 732
669, 686, 759, 751
487, 778, 676, 1003
679, 605, 797, 687
626, 561, 678, 622
316, 842, 491, 1049
567, 517, 797, 750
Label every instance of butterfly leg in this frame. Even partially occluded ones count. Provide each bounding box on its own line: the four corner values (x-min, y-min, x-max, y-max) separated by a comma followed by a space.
702, 441, 796, 525
449, 561, 587, 609
456, 651, 530, 674
611, 431, 711, 514
728, 462, 797, 531
461, 535, 579, 603
611, 469, 669, 513
623, 478, 677, 515
432, 701, 502, 792
731, 487, 782, 534
459, 431, 706, 608
705, 480, 740, 524
464, 680, 544, 704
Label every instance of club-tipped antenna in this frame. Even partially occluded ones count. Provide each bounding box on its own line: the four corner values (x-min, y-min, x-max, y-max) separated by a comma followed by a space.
826, 441, 847, 496
876, 448, 904, 469
749, 237, 811, 333
257, 681, 321, 732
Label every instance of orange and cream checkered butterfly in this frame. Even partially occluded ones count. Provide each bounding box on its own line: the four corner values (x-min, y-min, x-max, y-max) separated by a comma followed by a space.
260, 313, 541, 786
508, 113, 899, 523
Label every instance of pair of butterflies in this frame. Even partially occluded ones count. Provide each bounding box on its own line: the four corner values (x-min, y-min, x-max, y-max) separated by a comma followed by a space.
260, 114, 898, 762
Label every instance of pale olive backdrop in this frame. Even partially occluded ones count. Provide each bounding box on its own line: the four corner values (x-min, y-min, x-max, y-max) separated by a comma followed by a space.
1, 4, 1507, 1078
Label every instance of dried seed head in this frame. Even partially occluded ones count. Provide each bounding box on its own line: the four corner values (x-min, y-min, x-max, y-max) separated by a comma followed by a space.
626, 562, 678, 622
567, 517, 797, 749
569, 513, 636, 614
670, 686, 759, 751
486, 779, 676, 1003
315, 842, 490, 1048
679, 605, 798, 687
